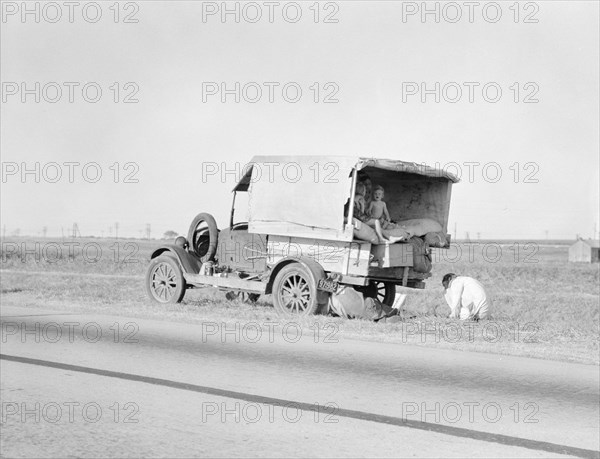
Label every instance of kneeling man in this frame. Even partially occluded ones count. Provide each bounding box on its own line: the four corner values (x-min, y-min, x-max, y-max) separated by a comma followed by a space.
442, 273, 490, 321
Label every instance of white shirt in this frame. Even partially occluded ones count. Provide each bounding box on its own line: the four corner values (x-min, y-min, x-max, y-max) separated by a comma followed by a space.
444, 276, 490, 320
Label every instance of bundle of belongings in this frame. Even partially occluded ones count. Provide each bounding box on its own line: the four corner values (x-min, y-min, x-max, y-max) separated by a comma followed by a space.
353, 216, 448, 247
353, 217, 448, 275
328, 285, 397, 321
347, 176, 450, 275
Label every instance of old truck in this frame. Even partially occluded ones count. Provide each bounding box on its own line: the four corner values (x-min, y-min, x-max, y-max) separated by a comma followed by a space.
145, 156, 459, 317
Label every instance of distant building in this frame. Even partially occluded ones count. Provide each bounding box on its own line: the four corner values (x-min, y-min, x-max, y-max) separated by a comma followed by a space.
569, 239, 600, 263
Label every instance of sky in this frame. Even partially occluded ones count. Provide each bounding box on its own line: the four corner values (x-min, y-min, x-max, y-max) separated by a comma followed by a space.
1, 1, 599, 240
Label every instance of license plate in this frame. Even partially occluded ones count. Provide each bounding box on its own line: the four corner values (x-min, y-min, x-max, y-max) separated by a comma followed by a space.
318, 278, 338, 293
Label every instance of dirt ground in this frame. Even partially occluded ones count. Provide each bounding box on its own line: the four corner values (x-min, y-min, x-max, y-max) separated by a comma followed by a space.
1, 237, 598, 365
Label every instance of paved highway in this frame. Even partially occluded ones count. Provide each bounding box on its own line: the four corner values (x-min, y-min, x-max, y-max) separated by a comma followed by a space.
1, 305, 598, 458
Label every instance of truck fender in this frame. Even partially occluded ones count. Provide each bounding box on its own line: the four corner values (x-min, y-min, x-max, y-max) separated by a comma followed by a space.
150, 245, 202, 274
266, 256, 329, 308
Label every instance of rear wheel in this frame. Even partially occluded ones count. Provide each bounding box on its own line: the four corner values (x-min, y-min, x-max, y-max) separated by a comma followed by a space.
145, 254, 186, 304
272, 264, 319, 317
360, 281, 396, 306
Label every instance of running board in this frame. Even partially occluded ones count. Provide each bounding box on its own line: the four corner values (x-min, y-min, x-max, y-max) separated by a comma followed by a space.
184, 273, 266, 293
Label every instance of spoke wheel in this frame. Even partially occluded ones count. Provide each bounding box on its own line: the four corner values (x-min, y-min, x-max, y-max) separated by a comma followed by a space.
272, 264, 319, 317
145, 254, 186, 304
361, 281, 396, 306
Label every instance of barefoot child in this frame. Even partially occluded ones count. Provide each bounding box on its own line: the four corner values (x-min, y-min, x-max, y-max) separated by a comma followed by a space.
368, 185, 391, 228
352, 183, 387, 243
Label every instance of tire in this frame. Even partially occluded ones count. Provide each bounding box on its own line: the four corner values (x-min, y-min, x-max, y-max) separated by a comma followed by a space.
145, 254, 186, 304
187, 213, 218, 262
360, 281, 396, 306
272, 263, 319, 317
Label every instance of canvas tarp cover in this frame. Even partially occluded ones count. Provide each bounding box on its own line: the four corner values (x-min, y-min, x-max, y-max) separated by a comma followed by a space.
243, 155, 459, 240
356, 158, 460, 183
247, 156, 357, 239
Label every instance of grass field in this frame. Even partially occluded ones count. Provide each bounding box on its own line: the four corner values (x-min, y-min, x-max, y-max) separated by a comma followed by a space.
1, 236, 598, 365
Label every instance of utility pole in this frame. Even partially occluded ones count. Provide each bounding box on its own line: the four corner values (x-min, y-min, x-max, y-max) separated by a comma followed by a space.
72, 223, 80, 238
42, 226, 47, 238
477, 232, 480, 240
115, 222, 119, 239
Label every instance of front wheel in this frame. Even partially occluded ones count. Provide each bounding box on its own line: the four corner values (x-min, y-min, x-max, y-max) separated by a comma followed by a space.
272, 264, 319, 317
145, 254, 186, 304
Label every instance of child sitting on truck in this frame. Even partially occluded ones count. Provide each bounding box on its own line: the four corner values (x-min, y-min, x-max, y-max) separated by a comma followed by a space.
368, 185, 391, 228
347, 181, 406, 244
353, 183, 390, 243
